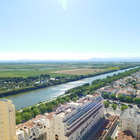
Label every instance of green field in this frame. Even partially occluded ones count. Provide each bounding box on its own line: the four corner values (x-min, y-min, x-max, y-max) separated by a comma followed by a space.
0, 70, 73, 77
0, 62, 139, 77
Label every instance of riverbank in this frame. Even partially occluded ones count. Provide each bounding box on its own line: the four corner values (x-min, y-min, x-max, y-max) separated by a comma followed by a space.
0, 69, 116, 97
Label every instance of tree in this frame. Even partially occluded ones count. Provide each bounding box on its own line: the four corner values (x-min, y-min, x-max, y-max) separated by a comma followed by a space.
110, 94, 116, 100
118, 94, 125, 102
22, 112, 32, 121
71, 97, 77, 102
111, 103, 117, 114
39, 105, 46, 114
133, 97, 140, 104
104, 101, 110, 113
31, 105, 37, 110
32, 108, 40, 117
103, 93, 109, 99
126, 96, 133, 103
121, 105, 128, 112
16, 115, 21, 124
52, 100, 59, 107
106, 136, 113, 140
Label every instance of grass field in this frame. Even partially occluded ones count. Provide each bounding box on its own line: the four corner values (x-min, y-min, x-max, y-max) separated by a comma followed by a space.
0, 62, 136, 77
53, 69, 107, 75
0, 70, 73, 77
0, 63, 108, 77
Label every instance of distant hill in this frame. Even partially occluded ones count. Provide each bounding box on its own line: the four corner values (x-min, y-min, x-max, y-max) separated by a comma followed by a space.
88, 57, 140, 62
0, 57, 140, 63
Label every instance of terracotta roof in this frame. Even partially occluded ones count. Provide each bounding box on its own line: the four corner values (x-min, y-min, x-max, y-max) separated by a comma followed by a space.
17, 115, 46, 130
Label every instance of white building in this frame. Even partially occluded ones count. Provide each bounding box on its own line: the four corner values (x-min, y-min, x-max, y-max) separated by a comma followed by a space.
46, 93, 104, 140
120, 108, 140, 140
16, 115, 47, 140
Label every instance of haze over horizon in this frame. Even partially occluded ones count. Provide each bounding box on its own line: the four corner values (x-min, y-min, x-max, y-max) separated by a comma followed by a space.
0, 0, 140, 60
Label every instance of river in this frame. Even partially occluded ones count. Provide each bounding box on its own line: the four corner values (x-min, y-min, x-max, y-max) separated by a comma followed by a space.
3, 67, 137, 110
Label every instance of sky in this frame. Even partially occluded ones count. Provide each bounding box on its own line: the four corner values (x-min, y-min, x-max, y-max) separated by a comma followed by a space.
0, 0, 140, 60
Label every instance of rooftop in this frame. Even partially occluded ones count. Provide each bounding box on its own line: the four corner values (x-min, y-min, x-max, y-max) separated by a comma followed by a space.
16, 115, 46, 130
55, 93, 101, 118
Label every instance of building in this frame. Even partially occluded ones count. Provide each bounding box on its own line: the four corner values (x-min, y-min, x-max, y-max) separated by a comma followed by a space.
0, 99, 17, 140
95, 115, 118, 140
120, 108, 140, 140
46, 93, 104, 140
16, 115, 47, 140
116, 130, 135, 140
117, 90, 134, 97
98, 87, 117, 94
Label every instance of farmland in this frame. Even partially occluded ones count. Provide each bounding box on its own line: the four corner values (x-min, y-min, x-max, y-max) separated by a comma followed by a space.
0, 62, 139, 77
53, 69, 107, 75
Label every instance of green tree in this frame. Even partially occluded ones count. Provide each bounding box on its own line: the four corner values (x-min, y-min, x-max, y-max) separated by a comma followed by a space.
121, 105, 128, 112
22, 107, 31, 113
31, 105, 37, 110
32, 108, 40, 117
103, 93, 109, 99
118, 94, 125, 102
52, 100, 59, 107
110, 94, 116, 100
39, 105, 47, 114
104, 101, 110, 113
133, 97, 140, 104
111, 103, 117, 114
126, 96, 133, 103
106, 136, 113, 140
16, 115, 21, 124
22, 112, 32, 121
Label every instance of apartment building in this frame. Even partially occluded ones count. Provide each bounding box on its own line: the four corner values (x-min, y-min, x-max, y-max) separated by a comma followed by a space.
46, 93, 104, 140
120, 108, 140, 140
0, 99, 17, 140
16, 115, 48, 140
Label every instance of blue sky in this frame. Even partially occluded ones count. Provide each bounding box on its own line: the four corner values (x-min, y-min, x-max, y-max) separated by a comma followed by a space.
0, 0, 140, 60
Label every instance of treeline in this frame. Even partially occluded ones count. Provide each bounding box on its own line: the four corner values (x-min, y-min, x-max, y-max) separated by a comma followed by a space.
0, 69, 116, 97
91, 63, 140, 69
16, 67, 140, 124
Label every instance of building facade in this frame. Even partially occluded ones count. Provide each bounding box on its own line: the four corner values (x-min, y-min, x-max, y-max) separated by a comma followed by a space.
0, 99, 17, 140
46, 93, 104, 140
120, 108, 140, 140
16, 115, 47, 140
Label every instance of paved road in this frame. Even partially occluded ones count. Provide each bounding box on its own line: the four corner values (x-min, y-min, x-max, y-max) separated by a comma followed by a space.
105, 107, 122, 116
